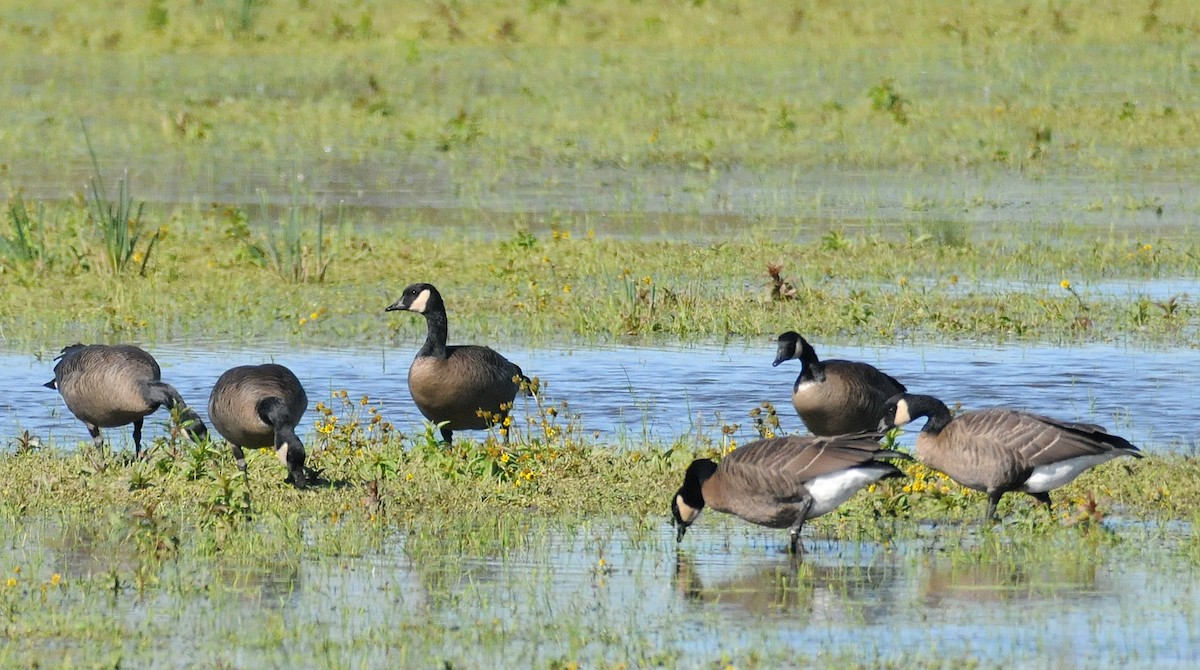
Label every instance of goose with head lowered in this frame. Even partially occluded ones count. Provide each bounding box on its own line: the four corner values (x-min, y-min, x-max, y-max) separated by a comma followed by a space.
773, 331, 906, 436
671, 434, 911, 554
879, 393, 1143, 521
208, 363, 310, 487
44, 343, 207, 458
386, 282, 531, 444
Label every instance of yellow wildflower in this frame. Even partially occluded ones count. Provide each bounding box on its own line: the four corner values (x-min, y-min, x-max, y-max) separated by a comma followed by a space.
1060, 279, 1071, 290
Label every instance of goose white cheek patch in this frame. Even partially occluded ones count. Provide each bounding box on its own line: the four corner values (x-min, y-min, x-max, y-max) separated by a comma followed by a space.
408, 289, 431, 313
675, 495, 701, 524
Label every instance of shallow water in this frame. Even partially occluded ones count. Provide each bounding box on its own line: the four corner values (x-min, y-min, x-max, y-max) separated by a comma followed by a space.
11, 159, 1198, 240
2, 516, 1195, 667
5, 339, 1196, 453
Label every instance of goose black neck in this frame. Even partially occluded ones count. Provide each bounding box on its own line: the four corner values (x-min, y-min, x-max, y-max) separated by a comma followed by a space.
680, 459, 717, 508
799, 342, 824, 382
910, 394, 952, 434
418, 308, 449, 359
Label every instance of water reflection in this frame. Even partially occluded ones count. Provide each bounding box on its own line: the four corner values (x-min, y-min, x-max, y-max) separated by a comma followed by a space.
918, 557, 1101, 605
3, 341, 1193, 454
0, 515, 1194, 667
673, 550, 900, 624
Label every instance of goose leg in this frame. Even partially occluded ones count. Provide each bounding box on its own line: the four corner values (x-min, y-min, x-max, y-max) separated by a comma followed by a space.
230, 444, 248, 478
985, 491, 1005, 522
86, 423, 103, 450
132, 417, 144, 459
788, 498, 814, 555
440, 427, 453, 445
1028, 491, 1053, 517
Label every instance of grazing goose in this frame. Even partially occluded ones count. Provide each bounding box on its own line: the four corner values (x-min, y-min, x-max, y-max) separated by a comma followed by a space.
671, 435, 910, 554
44, 343, 206, 457
773, 332, 906, 436
208, 364, 309, 487
385, 282, 530, 444
879, 393, 1143, 521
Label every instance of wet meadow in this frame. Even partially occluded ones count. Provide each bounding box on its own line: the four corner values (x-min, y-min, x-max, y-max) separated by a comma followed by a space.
2, 1, 1200, 667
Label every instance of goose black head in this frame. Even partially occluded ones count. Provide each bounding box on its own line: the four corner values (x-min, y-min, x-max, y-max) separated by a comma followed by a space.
385, 283, 444, 315
772, 331, 802, 367
672, 458, 718, 543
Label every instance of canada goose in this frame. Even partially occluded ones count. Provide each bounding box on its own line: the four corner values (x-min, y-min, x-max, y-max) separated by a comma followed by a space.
386, 283, 531, 444
773, 332, 906, 436
879, 393, 1143, 521
208, 364, 309, 486
44, 343, 207, 457
671, 435, 910, 554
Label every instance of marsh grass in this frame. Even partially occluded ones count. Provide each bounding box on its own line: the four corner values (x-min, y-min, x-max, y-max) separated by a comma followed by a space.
0, 204, 1196, 347
83, 133, 162, 277
0, 419, 1192, 667
4, 2, 1200, 182
0, 194, 49, 273
259, 191, 337, 284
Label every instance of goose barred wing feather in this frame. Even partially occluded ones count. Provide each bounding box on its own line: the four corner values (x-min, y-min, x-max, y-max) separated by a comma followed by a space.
949, 409, 1139, 467
52, 344, 161, 382
719, 436, 893, 501
447, 345, 527, 386
832, 360, 907, 397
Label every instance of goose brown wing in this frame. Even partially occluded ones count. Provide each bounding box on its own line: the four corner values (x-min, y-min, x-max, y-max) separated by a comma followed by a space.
447, 345, 525, 383
953, 409, 1128, 467
718, 436, 889, 501
828, 360, 907, 398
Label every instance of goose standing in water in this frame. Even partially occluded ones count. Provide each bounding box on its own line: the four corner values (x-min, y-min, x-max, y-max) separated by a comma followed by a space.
671, 435, 910, 554
879, 393, 1143, 521
44, 343, 206, 458
386, 282, 530, 444
773, 332, 906, 436
208, 363, 309, 487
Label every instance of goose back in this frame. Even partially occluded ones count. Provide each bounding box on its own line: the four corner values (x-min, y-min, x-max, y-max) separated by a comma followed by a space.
49, 344, 163, 427
208, 364, 308, 448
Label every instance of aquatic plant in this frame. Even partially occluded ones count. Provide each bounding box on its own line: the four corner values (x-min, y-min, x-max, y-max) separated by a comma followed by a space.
0, 195, 49, 273
259, 191, 336, 284
83, 133, 162, 277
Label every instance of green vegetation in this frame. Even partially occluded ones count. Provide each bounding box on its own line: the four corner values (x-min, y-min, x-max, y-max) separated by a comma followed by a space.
0, 197, 1195, 348
1, 2, 1199, 176
2, 1, 1198, 665
0, 394, 1193, 667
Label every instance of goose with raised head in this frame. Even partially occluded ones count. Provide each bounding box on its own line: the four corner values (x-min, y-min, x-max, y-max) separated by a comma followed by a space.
879, 393, 1143, 521
44, 343, 207, 457
773, 331, 906, 436
208, 363, 309, 487
386, 282, 530, 444
671, 434, 910, 554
